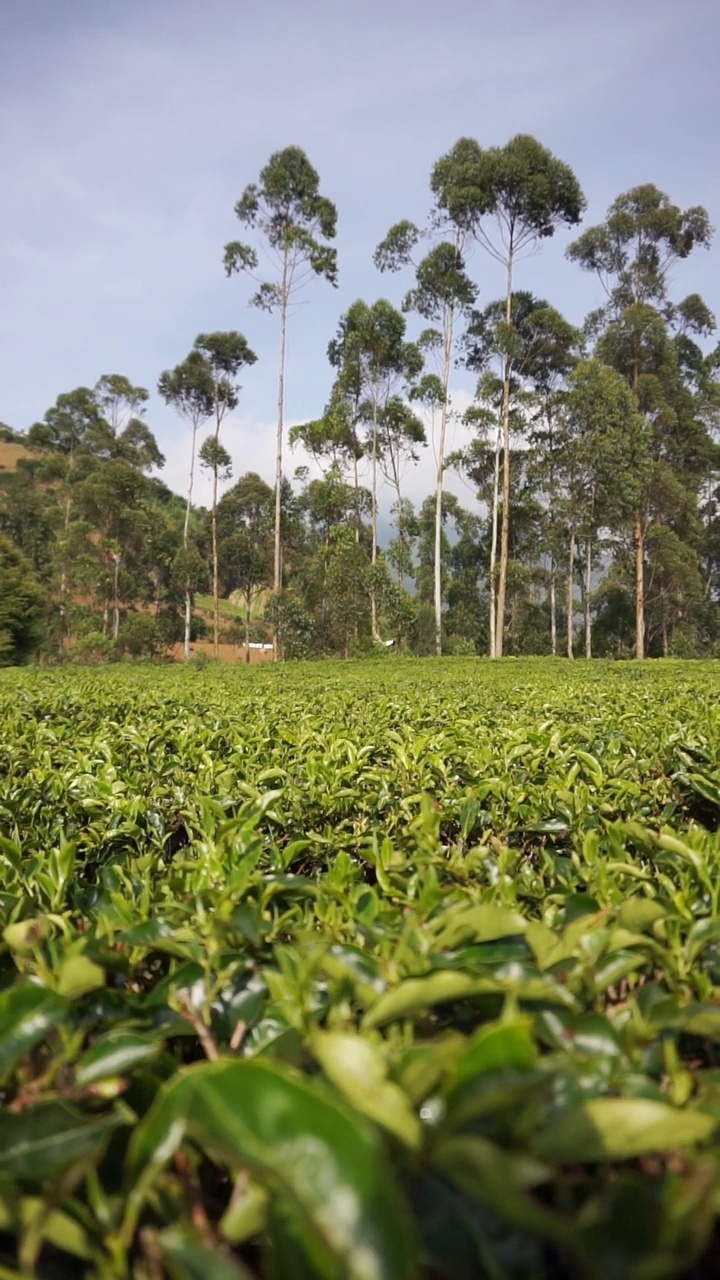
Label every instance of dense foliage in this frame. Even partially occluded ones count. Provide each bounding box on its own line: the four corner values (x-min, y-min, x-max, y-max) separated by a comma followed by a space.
1, 658, 719, 1278
1, 145, 718, 665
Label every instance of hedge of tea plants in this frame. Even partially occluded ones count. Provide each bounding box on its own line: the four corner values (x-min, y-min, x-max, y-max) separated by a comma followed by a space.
0, 658, 719, 1279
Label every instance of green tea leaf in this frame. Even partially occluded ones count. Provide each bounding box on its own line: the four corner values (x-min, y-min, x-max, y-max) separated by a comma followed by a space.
433, 904, 528, 949
311, 1031, 422, 1148
363, 972, 501, 1029
158, 1228, 255, 1279
0, 1197, 91, 1260
433, 1135, 566, 1241
448, 1018, 537, 1092
75, 1030, 162, 1085
532, 1098, 716, 1163
127, 1058, 418, 1279
56, 954, 106, 998
0, 1103, 129, 1180
0, 983, 66, 1081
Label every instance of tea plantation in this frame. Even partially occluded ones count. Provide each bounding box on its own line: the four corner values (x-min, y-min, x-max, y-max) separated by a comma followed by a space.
1, 658, 719, 1280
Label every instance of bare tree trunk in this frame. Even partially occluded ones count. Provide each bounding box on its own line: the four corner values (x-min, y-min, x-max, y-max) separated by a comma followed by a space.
634, 511, 645, 660
395, 495, 406, 587
489, 422, 501, 658
434, 455, 444, 657
353, 454, 360, 544
184, 591, 192, 661
495, 254, 514, 658
370, 396, 380, 641
112, 553, 121, 643
662, 606, 669, 658
387, 446, 405, 588
273, 250, 289, 662
549, 555, 557, 656
212, 462, 219, 659
584, 539, 592, 660
183, 420, 199, 661
566, 531, 575, 660
59, 491, 73, 653
184, 422, 198, 547
435, 303, 455, 657
245, 599, 251, 665
630, 360, 645, 663
208, 384, 222, 661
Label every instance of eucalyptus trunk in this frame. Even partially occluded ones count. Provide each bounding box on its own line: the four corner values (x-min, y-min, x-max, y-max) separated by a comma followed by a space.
112, 553, 121, 643
184, 593, 192, 661
370, 396, 380, 642
567, 531, 575, 660
549, 555, 557, 657
211, 463, 219, 658
386, 442, 405, 588
584, 539, 592, 659
211, 388, 221, 660
396, 527, 405, 588
435, 304, 455, 657
273, 247, 290, 661
634, 511, 645, 661
630, 363, 645, 663
183, 419, 199, 662
353, 454, 361, 544
58, 478, 73, 652
488, 423, 501, 658
494, 255, 514, 658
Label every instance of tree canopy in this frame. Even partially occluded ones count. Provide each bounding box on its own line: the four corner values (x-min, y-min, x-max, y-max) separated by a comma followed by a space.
1, 143, 717, 664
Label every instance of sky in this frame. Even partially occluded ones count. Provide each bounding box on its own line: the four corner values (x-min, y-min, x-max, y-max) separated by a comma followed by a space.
1, 0, 719, 523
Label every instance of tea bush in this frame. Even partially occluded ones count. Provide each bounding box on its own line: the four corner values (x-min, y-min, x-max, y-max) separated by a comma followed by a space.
0, 658, 719, 1279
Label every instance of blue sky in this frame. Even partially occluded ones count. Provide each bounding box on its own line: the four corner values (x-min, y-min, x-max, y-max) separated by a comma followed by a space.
1, 0, 718, 514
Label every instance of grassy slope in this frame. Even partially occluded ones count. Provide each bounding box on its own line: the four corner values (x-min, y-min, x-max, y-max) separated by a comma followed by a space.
0, 438, 32, 471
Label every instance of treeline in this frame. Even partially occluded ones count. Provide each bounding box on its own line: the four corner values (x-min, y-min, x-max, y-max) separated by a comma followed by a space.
1, 137, 719, 664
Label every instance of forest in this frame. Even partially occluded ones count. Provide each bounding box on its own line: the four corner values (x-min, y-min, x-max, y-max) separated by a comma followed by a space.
1, 135, 718, 665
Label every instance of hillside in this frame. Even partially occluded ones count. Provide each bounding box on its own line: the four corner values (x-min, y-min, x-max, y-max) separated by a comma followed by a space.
0, 424, 32, 472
